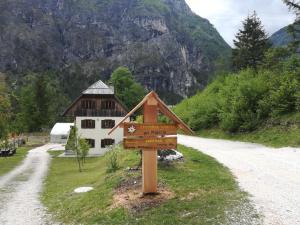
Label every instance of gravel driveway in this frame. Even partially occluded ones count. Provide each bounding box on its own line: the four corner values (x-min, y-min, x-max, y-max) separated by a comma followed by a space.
0, 144, 59, 225
178, 135, 300, 225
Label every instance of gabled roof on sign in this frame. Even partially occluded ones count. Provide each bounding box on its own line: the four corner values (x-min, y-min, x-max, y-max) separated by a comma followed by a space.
108, 91, 194, 135
82, 80, 114, 95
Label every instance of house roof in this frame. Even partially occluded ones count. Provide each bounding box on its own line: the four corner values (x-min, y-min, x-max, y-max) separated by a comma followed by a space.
82, 80, 114, 95
50, 123, 74, 135
62, 80, 128, 116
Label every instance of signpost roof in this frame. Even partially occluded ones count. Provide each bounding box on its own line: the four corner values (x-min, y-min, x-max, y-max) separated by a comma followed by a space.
109, 91, 194, 135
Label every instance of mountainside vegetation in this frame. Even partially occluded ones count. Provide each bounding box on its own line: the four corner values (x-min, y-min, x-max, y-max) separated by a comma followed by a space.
271, 1, 300, 50
174, 50, 300, 146
174, 7, 300, 147
0, 0, 230, 103
270, 25, 297, 46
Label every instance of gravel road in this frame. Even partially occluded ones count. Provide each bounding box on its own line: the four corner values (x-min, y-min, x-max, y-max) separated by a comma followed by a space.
0, 144, 59, 225
178, 135, 300, 225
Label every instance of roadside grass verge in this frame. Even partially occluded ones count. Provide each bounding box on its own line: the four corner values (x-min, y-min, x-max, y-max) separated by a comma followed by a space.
196, 112, 300, 148
0, 134, 48, 177
198, 125, 300, 148
42, 145, 260, 225
0, 146, 31, 176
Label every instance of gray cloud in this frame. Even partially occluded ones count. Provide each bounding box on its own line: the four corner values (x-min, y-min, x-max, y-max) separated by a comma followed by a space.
185, 0, 295, 47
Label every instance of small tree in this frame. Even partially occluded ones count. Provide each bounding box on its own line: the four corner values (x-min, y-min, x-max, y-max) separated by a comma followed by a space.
232, 12, 270, 71
106, 146, 119, 173
66, 126, 90, 172
79, 138, 90, 164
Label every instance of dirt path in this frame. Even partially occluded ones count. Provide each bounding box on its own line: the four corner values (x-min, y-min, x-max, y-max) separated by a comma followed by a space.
0, 144, 60, 225
178, 135, 300, 225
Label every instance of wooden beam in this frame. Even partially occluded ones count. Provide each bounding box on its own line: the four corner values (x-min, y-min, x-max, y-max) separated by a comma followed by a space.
142, 96, 158, 194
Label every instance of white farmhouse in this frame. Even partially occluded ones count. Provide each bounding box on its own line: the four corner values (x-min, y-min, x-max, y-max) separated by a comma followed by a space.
63, 80, 129, 155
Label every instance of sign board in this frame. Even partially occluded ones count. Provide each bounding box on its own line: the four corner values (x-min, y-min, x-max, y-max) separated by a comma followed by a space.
109, 91, 193, 194
124, 123, 177, 137
124, 137, 177, 150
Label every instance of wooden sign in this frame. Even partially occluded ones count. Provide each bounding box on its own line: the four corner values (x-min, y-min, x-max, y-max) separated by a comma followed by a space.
109, 91, 193, 194
124, 123, 177, 137
124, 137, 177, 150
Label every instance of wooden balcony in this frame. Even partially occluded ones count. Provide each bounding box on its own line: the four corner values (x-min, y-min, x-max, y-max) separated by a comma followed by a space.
73, 109, 126, 117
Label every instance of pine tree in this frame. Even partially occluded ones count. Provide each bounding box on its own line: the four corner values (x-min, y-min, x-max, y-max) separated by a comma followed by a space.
232, 12, 270, 71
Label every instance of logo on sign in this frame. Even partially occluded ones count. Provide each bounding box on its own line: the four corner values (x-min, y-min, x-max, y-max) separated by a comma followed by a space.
128, 125, 136, 134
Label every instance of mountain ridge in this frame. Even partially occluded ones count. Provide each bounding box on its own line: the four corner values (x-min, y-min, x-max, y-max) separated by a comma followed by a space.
0, 0, 231, 103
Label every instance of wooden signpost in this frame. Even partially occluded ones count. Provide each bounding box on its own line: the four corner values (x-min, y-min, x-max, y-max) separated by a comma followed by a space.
109, 91, 193, 194
124, 137, 177, 149
123, 123, 177, 137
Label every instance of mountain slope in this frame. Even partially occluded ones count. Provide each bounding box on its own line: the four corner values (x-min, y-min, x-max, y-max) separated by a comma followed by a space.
0, 0, 231, 103
270, 25, 299, 47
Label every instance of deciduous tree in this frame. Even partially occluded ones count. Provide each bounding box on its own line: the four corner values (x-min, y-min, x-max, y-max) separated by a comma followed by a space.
109, 67, 146, 109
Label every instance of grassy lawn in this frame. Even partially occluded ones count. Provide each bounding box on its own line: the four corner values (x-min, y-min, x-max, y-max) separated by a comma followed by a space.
197, 112, 300, 148
0, 135, 48, 177
0, 146, 31, 176
42, 145, 260, 225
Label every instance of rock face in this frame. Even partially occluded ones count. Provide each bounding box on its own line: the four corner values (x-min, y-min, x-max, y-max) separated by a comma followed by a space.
0, 0, 230, 103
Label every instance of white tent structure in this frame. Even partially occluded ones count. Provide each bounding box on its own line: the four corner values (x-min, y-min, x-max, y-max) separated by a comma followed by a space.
50, 123, 74, 144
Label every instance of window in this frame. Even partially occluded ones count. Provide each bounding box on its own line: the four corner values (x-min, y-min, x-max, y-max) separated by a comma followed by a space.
101, 139, 115, 148
81, 100, 96, 109
85, 139, 95, 148
101, 119, 115, 129
101, 100, 115, 110
81, 119, 95, 129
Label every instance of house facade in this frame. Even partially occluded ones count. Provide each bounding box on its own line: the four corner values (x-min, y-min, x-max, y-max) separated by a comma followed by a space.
63, 80, 129, 155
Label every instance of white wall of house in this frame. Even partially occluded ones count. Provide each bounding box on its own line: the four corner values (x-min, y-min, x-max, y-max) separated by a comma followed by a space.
75, 117, 129, 155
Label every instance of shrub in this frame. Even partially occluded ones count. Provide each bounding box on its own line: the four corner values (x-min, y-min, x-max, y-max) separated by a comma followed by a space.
174, 54, 300, 133
106, 149, 119, 173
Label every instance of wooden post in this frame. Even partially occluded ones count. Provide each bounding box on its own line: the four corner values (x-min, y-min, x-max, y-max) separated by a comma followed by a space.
142, 97, 158, 193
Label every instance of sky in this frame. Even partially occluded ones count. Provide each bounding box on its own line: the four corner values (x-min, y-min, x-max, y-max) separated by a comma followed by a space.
185, 0, 295, 47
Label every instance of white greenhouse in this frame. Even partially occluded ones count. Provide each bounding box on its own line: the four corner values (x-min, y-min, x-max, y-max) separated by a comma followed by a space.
50, 123, 74, 144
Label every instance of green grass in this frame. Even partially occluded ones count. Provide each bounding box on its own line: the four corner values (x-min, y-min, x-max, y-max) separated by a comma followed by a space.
0, 134, 47, 177
0, 146, 31, 176
197, 114, 300, 148
198, 127, 300, 148
42, 145, 260, 225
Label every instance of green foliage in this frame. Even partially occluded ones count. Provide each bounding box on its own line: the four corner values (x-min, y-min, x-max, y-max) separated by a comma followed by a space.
66, 126, 90, 172
106, 149, 119, 173
232, 12, 270, 71
141, 0, 169, 12
0, 75, 11, 141
109, 67, 146, 109
79, 138, 90, 164
174, 54, 300, 133
65, 126, 77, 151
16, 72, 70, 132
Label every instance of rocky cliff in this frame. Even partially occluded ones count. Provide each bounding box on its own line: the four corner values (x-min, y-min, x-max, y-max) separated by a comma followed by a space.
0, 0, 231, 103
